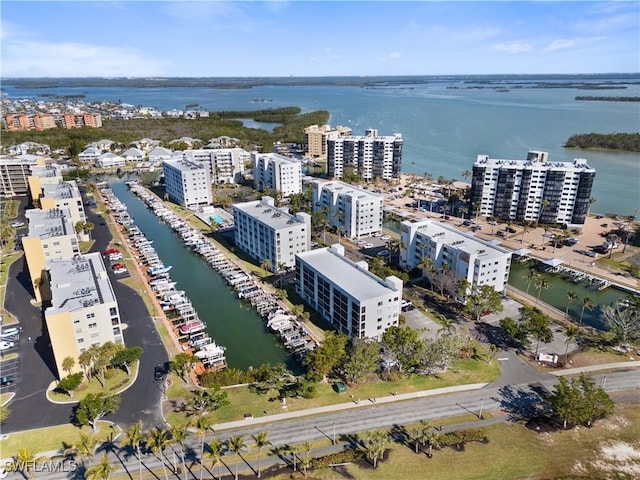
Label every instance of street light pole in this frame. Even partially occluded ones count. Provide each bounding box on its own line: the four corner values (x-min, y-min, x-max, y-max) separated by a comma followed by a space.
332, 422, 336, 445
478, 398, 484, 420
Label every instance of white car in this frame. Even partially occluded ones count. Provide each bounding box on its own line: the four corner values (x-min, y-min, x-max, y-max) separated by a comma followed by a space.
363, 243, 374, 249
355, 240, 366, 246
0, 341, 15, 351
10, 222, 25, 228
380, 235, 391, 241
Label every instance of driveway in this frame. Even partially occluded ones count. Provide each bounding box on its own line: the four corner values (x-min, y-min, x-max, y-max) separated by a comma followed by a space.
1, 189, 168, 433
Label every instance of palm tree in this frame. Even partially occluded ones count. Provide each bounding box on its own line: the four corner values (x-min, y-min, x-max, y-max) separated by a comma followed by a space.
418, 255, 433, 290
193, 414, 214, 480
564, 324, 580, 363
74, 432, 98, 464
417, 420, 432, 453
287, 444, 300, 472
534, 275, 550, 307
301, 441, 312, 475
170, 424, 189, 480
363, 431, 387, 468
227, 435, 247, 480
579, 296, 596, 325
204, 438, 223, 480
252, 431, 271, 478
120, 421, 144, 480
461, 169, 472, 182
277, 262, 287, 288
146, 427, 171, 480
427, 431, 441, 457
524, 270, 538, 297
85, 453, 116, 480
14, 449, 36, 480
260, 258, 272, 276
565, 291, 577, 321
61, 356, 76, 376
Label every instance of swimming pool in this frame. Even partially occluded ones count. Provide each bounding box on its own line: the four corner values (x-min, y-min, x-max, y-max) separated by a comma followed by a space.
211, 214, 226, 225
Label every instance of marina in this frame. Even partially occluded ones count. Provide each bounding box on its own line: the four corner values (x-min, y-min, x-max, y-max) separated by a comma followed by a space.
107, 180, 316, 370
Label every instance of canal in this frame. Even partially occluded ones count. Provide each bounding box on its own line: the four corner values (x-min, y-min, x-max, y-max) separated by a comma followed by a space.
109, 181, 294, 370
508, 261, 627, 330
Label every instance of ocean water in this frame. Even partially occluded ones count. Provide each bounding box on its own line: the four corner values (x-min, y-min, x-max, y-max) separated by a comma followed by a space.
3, 76, 639, 215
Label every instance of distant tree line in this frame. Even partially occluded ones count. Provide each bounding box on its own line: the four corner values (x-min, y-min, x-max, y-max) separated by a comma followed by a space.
575, 96, 640, 102
564, 132, 640, 152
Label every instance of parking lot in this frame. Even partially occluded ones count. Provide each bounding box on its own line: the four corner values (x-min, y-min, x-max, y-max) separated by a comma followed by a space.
0, 326, 21, 395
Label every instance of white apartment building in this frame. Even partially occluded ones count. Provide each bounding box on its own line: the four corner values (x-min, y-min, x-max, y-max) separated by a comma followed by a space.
400, 218, 512, 295
163, 157, 212, 208
23, 208, 80, 303
304, 124, 352, 159
295, 244, 402, 339
44, 252, 124, 378
327, 129, 403, 181
40, 181, 88, 240
469, 151, 597, 226
174, 148, 248, 184
252, 152, 302, 198
28, 161, 64, 203
312, 179, 383, 239
233, 196, 311, 271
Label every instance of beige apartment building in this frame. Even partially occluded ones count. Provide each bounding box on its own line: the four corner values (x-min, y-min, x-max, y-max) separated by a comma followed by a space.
28, 160, 64, 204
39, 180, 88, 240
61, 113, 103, 129
22, 208, 80, 303
2, 113, 56, 131
45, 253, 124, 378
304, 124, 352, 159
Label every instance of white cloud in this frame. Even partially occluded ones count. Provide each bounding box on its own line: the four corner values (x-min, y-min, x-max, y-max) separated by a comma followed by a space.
376, 52, 402, 62
389, 52, 401, 59
493, 42, 533, 54
546, 39, 575, 51
2, 40, 169, 77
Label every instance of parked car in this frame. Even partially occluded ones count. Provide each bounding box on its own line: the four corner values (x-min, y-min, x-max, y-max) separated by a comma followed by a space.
380, 235, 391, 241
0, 327, 20, 339
154, 365, 166, 381
506, 226, 517, 233
10, 222, 24, 228
363, 243, 374, 249
496, 231, 507, 237
0, 341, 15, 351
377, 249, 390, 256
0, 375, 14, 386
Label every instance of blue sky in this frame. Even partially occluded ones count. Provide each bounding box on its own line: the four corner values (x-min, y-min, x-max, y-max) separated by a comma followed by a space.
2, 1, 639, 77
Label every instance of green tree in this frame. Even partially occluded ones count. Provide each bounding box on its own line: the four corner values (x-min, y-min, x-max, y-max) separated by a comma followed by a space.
85, 453, 116, 480
193, 414, 214, 480
62, 356, 76, 376
362, 431, 388, 468
110, 346, 143, 375
72, 432, 98, 462
227, 435, 247, 480
601, 301, 640, 347
120, 421, 145, 480
547, 374, 614, 428
252, 431, 271, 478
534, 275, 550, 308
170, 424, 189, 480
520, 305, 554, 356
170, 353, 195, 383
146, 427, 171, 480
461, 169, 472, 182
381, 326, 424, 373
579, 296, 596, 325
565, 291, 578, 321
57, 372, 84, 397
0, 405, 9, 424
303, 332, 348, 380
75, 393, 121, 433
524, 270, 539, 297
187, 387, 229, 417
342, 339, 379, 385
204, 438, 223, 480
564, 324, 580, 363
464, 285, 504, 322
260, 258, 273, 275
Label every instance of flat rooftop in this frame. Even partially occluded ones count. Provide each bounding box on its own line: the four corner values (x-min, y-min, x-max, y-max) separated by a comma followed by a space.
234, 199, 306, 230
315, 179, 382, 199
297, 247, 399, 301
41, 180, 81, 200
410, 219, 511, 261
475, 156, 594, 171
47, 252, 116, 313
164, 157, 207, 172
30, 164, 63, 179
25, 208, 75, 239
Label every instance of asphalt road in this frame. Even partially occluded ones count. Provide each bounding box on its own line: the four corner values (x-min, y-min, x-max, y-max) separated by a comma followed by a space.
2, 192, 167, 433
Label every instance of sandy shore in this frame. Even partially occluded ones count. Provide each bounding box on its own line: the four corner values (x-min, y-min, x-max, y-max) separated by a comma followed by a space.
383, 174, 639, 293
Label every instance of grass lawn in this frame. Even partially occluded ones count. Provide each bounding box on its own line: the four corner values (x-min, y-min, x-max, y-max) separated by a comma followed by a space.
165, 357, 499, 426
47, 362, 138, 403
0, 353, 18, 362
0, 421, 118, 459
270, 403, 640, 480
0, 392, 13, 406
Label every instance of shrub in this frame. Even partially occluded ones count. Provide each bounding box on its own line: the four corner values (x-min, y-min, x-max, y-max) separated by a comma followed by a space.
104, 369, 118, 380
310, 448, 365, 469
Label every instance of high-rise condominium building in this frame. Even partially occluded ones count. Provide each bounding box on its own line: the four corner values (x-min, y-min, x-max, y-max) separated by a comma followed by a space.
163, 157, 212, 208
175, 148, 248, 184
40, 181, 88, 240
295, 244, 402, 339
253, 152, 303, 198
312, 179, 383, 239
233, 196, 311, 270
304, 124, 352, 159
327, 129, 403, 181
400, 218, 512, 296
469, 151, 596, 226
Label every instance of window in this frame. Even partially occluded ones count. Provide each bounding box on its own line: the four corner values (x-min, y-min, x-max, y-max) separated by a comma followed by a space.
88, 322, 97, 329
77, 338, 84, 343
109, 307, 117, 316
86, 313, 95, 319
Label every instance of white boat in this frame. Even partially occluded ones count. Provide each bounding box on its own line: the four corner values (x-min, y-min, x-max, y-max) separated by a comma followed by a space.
179, 320, 206, 335
194, 342, 226, 360
148, 265, 172, 276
